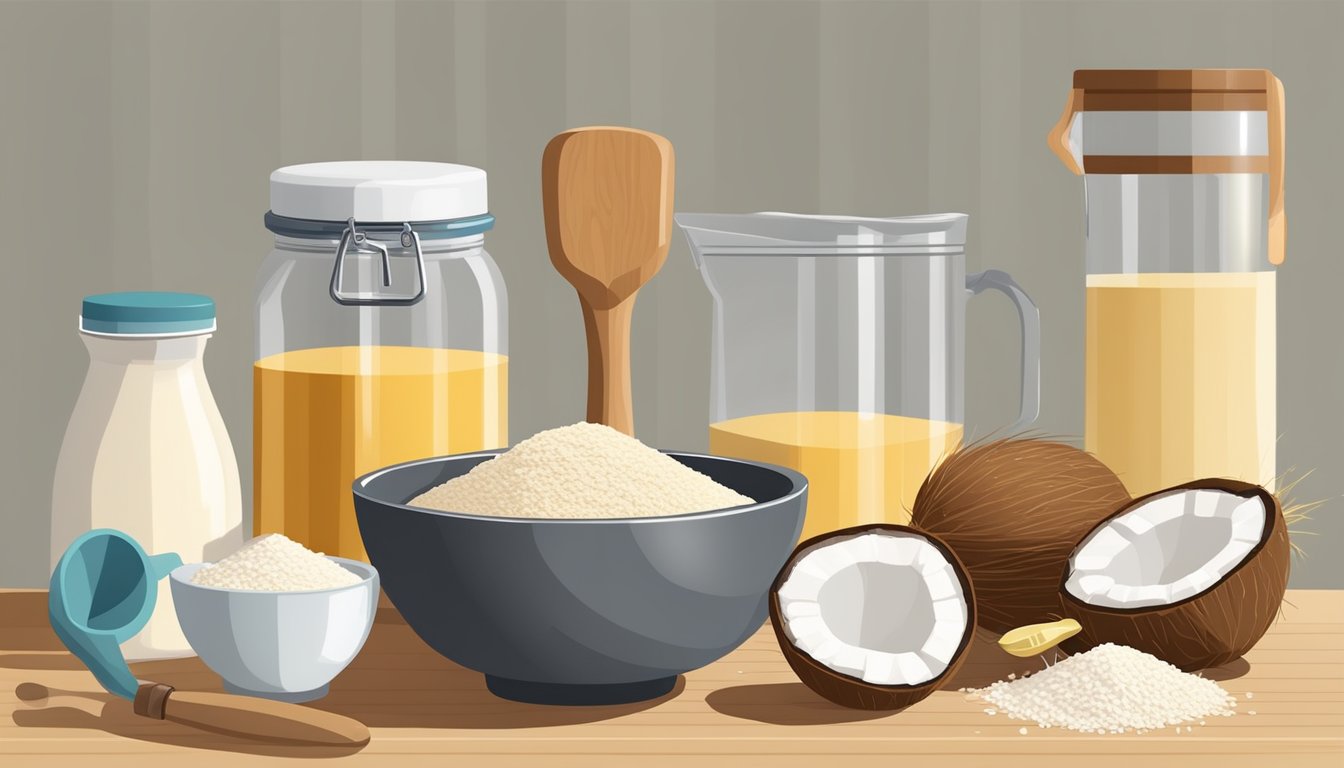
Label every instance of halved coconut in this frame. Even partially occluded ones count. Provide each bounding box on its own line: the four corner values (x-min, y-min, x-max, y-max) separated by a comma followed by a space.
1061, 479, 1289, 671
910, 438, 1132, 634
768, 524, 976, 711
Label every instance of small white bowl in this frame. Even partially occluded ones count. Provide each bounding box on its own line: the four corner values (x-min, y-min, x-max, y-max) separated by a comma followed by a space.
169, 558, 378, 702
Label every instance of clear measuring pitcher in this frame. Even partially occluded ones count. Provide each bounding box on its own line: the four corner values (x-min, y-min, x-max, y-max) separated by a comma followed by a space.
1050, 69, 1285, 496
677, 213, 1040, 541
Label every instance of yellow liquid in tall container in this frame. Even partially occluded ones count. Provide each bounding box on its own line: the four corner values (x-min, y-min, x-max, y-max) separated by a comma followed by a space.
1085, 272, 1275, 497
709, 411, 963, 541
254, 346, 507, 560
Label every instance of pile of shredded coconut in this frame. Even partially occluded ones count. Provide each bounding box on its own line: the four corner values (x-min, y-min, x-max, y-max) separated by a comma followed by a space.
970, 643, 1237, 734
192, 533, 361, 591
409, 421, 755, 519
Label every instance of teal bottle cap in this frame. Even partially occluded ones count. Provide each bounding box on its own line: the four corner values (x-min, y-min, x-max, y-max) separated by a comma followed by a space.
80, 292, 217, 336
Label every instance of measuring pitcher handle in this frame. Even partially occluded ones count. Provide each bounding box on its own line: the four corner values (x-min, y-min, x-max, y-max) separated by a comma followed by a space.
966, 270, 1040, 433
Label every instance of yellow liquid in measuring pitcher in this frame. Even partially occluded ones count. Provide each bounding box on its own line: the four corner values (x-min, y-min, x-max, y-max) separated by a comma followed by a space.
709, 411, 963, 541
1085, 272, 1275, 497
254, 346, 507, 560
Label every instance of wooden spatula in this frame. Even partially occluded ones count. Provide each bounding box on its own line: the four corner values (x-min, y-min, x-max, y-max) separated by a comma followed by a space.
543, 126, 675, 436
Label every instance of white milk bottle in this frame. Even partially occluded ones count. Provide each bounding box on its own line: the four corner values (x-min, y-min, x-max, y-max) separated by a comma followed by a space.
51, 292, 243, 660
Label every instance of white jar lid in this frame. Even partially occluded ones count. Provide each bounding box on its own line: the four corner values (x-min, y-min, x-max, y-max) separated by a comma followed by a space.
269, 161, 488, 222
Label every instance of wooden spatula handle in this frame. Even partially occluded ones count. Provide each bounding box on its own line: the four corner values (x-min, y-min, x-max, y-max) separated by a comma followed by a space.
135, 683, 370, 747
582, 297, 635, 434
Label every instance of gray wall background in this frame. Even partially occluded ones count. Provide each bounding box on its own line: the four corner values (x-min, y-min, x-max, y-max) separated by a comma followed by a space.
2, 0, 1339, 587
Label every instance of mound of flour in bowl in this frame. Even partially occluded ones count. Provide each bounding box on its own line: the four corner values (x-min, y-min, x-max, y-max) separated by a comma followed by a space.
192, 533, 361, 591
409, 421, 755, 519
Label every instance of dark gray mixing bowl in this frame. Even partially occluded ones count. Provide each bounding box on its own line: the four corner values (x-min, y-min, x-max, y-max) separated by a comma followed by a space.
352, 450, 806, 706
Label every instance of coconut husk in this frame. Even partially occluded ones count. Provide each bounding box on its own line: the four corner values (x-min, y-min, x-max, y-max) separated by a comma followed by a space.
1061, 478, 1290, 671
910, 438, 1131, 634
768, 524, 977, 711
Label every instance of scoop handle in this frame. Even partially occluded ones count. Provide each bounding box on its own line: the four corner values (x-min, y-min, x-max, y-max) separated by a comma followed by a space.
134, 683, 369, 747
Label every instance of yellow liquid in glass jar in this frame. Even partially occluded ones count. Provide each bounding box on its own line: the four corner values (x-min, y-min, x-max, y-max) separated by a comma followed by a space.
1085, 272, 1276, 496
709, 411, 963, 542
253, 346, 507, 560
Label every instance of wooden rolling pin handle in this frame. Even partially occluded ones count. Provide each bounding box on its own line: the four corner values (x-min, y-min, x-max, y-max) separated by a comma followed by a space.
133, 682, 173, 719
580, 294, 636, 435
134, 682, 370, 747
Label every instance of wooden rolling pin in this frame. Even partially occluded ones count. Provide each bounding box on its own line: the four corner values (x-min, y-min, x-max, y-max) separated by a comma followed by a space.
134, 682, 370, 747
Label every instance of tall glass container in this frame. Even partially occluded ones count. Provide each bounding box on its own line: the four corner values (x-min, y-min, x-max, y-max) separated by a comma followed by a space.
256, 162, 507, 561
1050, 69, 1285, 495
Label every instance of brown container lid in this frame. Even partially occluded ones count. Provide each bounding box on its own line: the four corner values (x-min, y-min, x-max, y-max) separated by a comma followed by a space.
1073, 69, 1273, 93
1073, 69, 1275, 111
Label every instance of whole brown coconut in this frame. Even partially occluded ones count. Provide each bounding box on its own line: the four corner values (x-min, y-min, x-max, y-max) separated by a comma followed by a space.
910, 438, 1131, 634
768, 524, 977, 711
1060, 479, 1289, 671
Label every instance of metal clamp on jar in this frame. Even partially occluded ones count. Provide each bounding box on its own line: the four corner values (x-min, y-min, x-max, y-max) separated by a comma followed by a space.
329, 218, 426, 306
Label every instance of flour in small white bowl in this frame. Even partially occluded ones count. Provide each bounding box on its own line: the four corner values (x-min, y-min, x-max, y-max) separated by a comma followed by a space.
191, 533, 361, 591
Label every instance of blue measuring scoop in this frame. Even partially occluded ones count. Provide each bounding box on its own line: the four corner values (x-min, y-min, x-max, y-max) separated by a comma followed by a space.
48, 529, 182, 700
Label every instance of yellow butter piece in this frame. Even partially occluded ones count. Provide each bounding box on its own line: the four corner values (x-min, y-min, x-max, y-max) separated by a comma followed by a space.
998, 619, 1082, 657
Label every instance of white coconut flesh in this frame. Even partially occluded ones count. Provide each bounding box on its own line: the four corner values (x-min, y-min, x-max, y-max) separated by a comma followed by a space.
1065, 488, 1267, 609
776, 531, 970, 687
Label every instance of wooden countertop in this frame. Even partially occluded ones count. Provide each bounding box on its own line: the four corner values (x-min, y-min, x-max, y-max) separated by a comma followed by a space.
2, 588, 1340, 767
